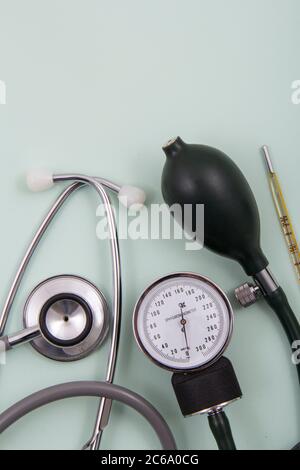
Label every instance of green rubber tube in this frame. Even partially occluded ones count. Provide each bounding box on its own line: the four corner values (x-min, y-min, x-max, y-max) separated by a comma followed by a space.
208, 411, 236, 451
265, 287, 300, 384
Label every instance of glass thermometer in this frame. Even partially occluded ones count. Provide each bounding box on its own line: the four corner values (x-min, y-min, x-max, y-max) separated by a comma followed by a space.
262, 145, 300, 283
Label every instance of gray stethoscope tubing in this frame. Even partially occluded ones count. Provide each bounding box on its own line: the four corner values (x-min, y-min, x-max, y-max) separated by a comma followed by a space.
0, 381, 177, 450
0, 175, 122, 450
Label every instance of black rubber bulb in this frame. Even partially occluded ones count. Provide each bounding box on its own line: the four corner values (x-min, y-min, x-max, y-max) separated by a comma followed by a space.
162, 138, 300, 449
161, 137, 268, 276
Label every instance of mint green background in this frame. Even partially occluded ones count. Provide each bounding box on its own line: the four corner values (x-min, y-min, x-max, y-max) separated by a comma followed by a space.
0, 0, 299, 450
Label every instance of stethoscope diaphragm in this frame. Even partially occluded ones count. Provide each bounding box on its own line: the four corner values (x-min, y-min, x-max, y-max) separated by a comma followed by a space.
23, 275, 109, 362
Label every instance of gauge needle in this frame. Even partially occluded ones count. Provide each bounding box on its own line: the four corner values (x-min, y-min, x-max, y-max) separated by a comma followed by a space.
180, 309, 190, 355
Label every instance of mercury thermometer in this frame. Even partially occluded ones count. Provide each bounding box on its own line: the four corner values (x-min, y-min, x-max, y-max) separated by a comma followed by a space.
262, 146, 300, 283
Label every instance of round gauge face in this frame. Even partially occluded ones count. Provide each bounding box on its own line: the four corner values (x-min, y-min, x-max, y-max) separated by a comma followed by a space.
133, 273, 233, 372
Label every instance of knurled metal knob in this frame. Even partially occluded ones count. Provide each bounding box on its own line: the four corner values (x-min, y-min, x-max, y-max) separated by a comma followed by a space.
235, 283, 262, 308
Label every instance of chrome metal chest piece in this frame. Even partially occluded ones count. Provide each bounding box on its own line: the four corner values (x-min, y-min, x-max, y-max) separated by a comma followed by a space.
23, 275, 109, 361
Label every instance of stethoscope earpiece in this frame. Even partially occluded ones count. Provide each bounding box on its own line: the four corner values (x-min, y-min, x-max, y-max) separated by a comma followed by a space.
26, 169, 54, 192
118, 185, 146, 209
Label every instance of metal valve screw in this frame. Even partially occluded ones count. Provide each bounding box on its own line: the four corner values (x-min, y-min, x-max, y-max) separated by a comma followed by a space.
235, 283, 262, 308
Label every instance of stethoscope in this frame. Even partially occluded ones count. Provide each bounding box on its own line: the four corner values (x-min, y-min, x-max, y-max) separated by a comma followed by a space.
0, 171, 176, 451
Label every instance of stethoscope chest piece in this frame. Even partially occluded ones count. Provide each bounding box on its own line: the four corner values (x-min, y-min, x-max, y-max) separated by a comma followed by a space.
23, 275, 109, 362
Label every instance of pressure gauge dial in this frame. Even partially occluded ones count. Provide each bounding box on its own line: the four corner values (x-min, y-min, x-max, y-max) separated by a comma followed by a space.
133, 273, 233, 372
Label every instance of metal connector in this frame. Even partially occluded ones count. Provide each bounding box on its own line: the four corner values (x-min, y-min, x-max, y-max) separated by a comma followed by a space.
235, 283, 262, 308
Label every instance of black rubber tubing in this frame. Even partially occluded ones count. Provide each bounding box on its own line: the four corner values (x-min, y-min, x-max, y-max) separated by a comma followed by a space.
208, 411, 236, 451
265, 287, 300, 450
265, 287, 300, 384
0, 381, 177, 450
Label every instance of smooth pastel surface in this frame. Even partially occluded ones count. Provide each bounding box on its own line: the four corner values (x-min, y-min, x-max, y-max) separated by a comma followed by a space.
0, 0, 299, 450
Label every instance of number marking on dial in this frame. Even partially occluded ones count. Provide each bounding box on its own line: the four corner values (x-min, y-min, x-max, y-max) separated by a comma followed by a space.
134, 274, 233, 371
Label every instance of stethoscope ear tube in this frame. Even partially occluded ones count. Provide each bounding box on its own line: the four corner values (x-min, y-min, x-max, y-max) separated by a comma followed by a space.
0, 381, 177, 450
